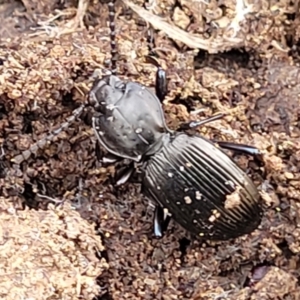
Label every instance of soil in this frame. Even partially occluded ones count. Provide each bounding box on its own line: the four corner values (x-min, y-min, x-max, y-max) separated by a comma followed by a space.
0, 0, 300, 299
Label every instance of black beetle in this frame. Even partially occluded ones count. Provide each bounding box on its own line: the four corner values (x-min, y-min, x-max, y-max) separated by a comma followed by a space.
88, 63, 263, 240
10, 0, 263, 240
86, 2, 263, 241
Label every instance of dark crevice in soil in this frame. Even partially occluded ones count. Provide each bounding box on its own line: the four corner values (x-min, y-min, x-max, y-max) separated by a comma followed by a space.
0, 157, 8, 179
179, 237, 191, 261
94, 229, 113, 300
194, 48, 250, 69
61, 92, 76, 109
286, 13, 296, 21
277, 240, 293, 259
0, 102, 6, 120
22, 182, 38, 209
21, 113, 37, 134
94, 293, 114, 300
218, 48, 250, 66
171, 95, 203, 113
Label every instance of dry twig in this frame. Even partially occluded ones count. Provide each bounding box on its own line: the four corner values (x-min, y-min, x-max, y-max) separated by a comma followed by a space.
122, 0, 244, 53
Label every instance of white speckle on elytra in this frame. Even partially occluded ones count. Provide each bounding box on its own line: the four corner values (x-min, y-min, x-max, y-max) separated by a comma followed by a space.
176, 202, 180, 205
107, 116, 114, 122
135, 128, 142, 134
184, 188, 189, 192
195, 209, 201, 214
193, 219, 198, 224
179, 166, 184, 171
225, 180, 235, 188
184, 196, 192, 204
209, 215, 216, 223
209, 209, 221, 222
157, 186, 161, 190
168, 172, 173, 178
99, 131, 104, 136
186, 162, 192, 167
195, 191, 202, 200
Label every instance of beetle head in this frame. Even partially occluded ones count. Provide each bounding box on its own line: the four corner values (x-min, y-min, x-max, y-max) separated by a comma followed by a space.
89, 75, 125, 114
88, 74, 171, 161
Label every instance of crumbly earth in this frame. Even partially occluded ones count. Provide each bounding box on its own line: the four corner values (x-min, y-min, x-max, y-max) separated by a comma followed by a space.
0, 198, 108, 299
0, 0, 300, 299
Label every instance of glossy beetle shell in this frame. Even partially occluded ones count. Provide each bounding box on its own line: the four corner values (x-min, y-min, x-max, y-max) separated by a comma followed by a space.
142, 132, 262, 240
89, 75, 170, 161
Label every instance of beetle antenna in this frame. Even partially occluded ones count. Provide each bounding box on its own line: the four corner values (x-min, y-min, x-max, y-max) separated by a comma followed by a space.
142, 1, 155, 57
10, 2, 119, 165
145, 25, 155, 57
108, 0, 118, 75
10, 103, 87, 164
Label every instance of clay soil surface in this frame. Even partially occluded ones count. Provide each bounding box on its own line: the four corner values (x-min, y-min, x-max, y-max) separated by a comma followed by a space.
0, 0, 300, 299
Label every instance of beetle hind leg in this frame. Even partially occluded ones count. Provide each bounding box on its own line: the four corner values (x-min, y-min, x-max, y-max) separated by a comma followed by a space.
213, 141, 263, 161
177, 113, 262, 161
153, 206, 171, 238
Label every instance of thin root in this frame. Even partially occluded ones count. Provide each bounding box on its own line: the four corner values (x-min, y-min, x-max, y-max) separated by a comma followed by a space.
29, 0, 89, 38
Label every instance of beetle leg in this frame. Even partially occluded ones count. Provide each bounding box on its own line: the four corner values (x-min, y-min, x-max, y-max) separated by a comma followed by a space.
102, 153, 122, 164
177, 114, 263, 161
213, 141, 263, 161
178, 113, 225, 131
155, 67, 168, 103
115, 162, 135, 186
153, 206, 171, 238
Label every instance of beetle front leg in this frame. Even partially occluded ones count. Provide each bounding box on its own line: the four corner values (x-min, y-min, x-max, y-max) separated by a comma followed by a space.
155, 67, 167, 103
153, 206, 171, 238
95, 141, 122, 164
115, 161, 135, 186
95, 140, 134, 186
146, 56, 168, 103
